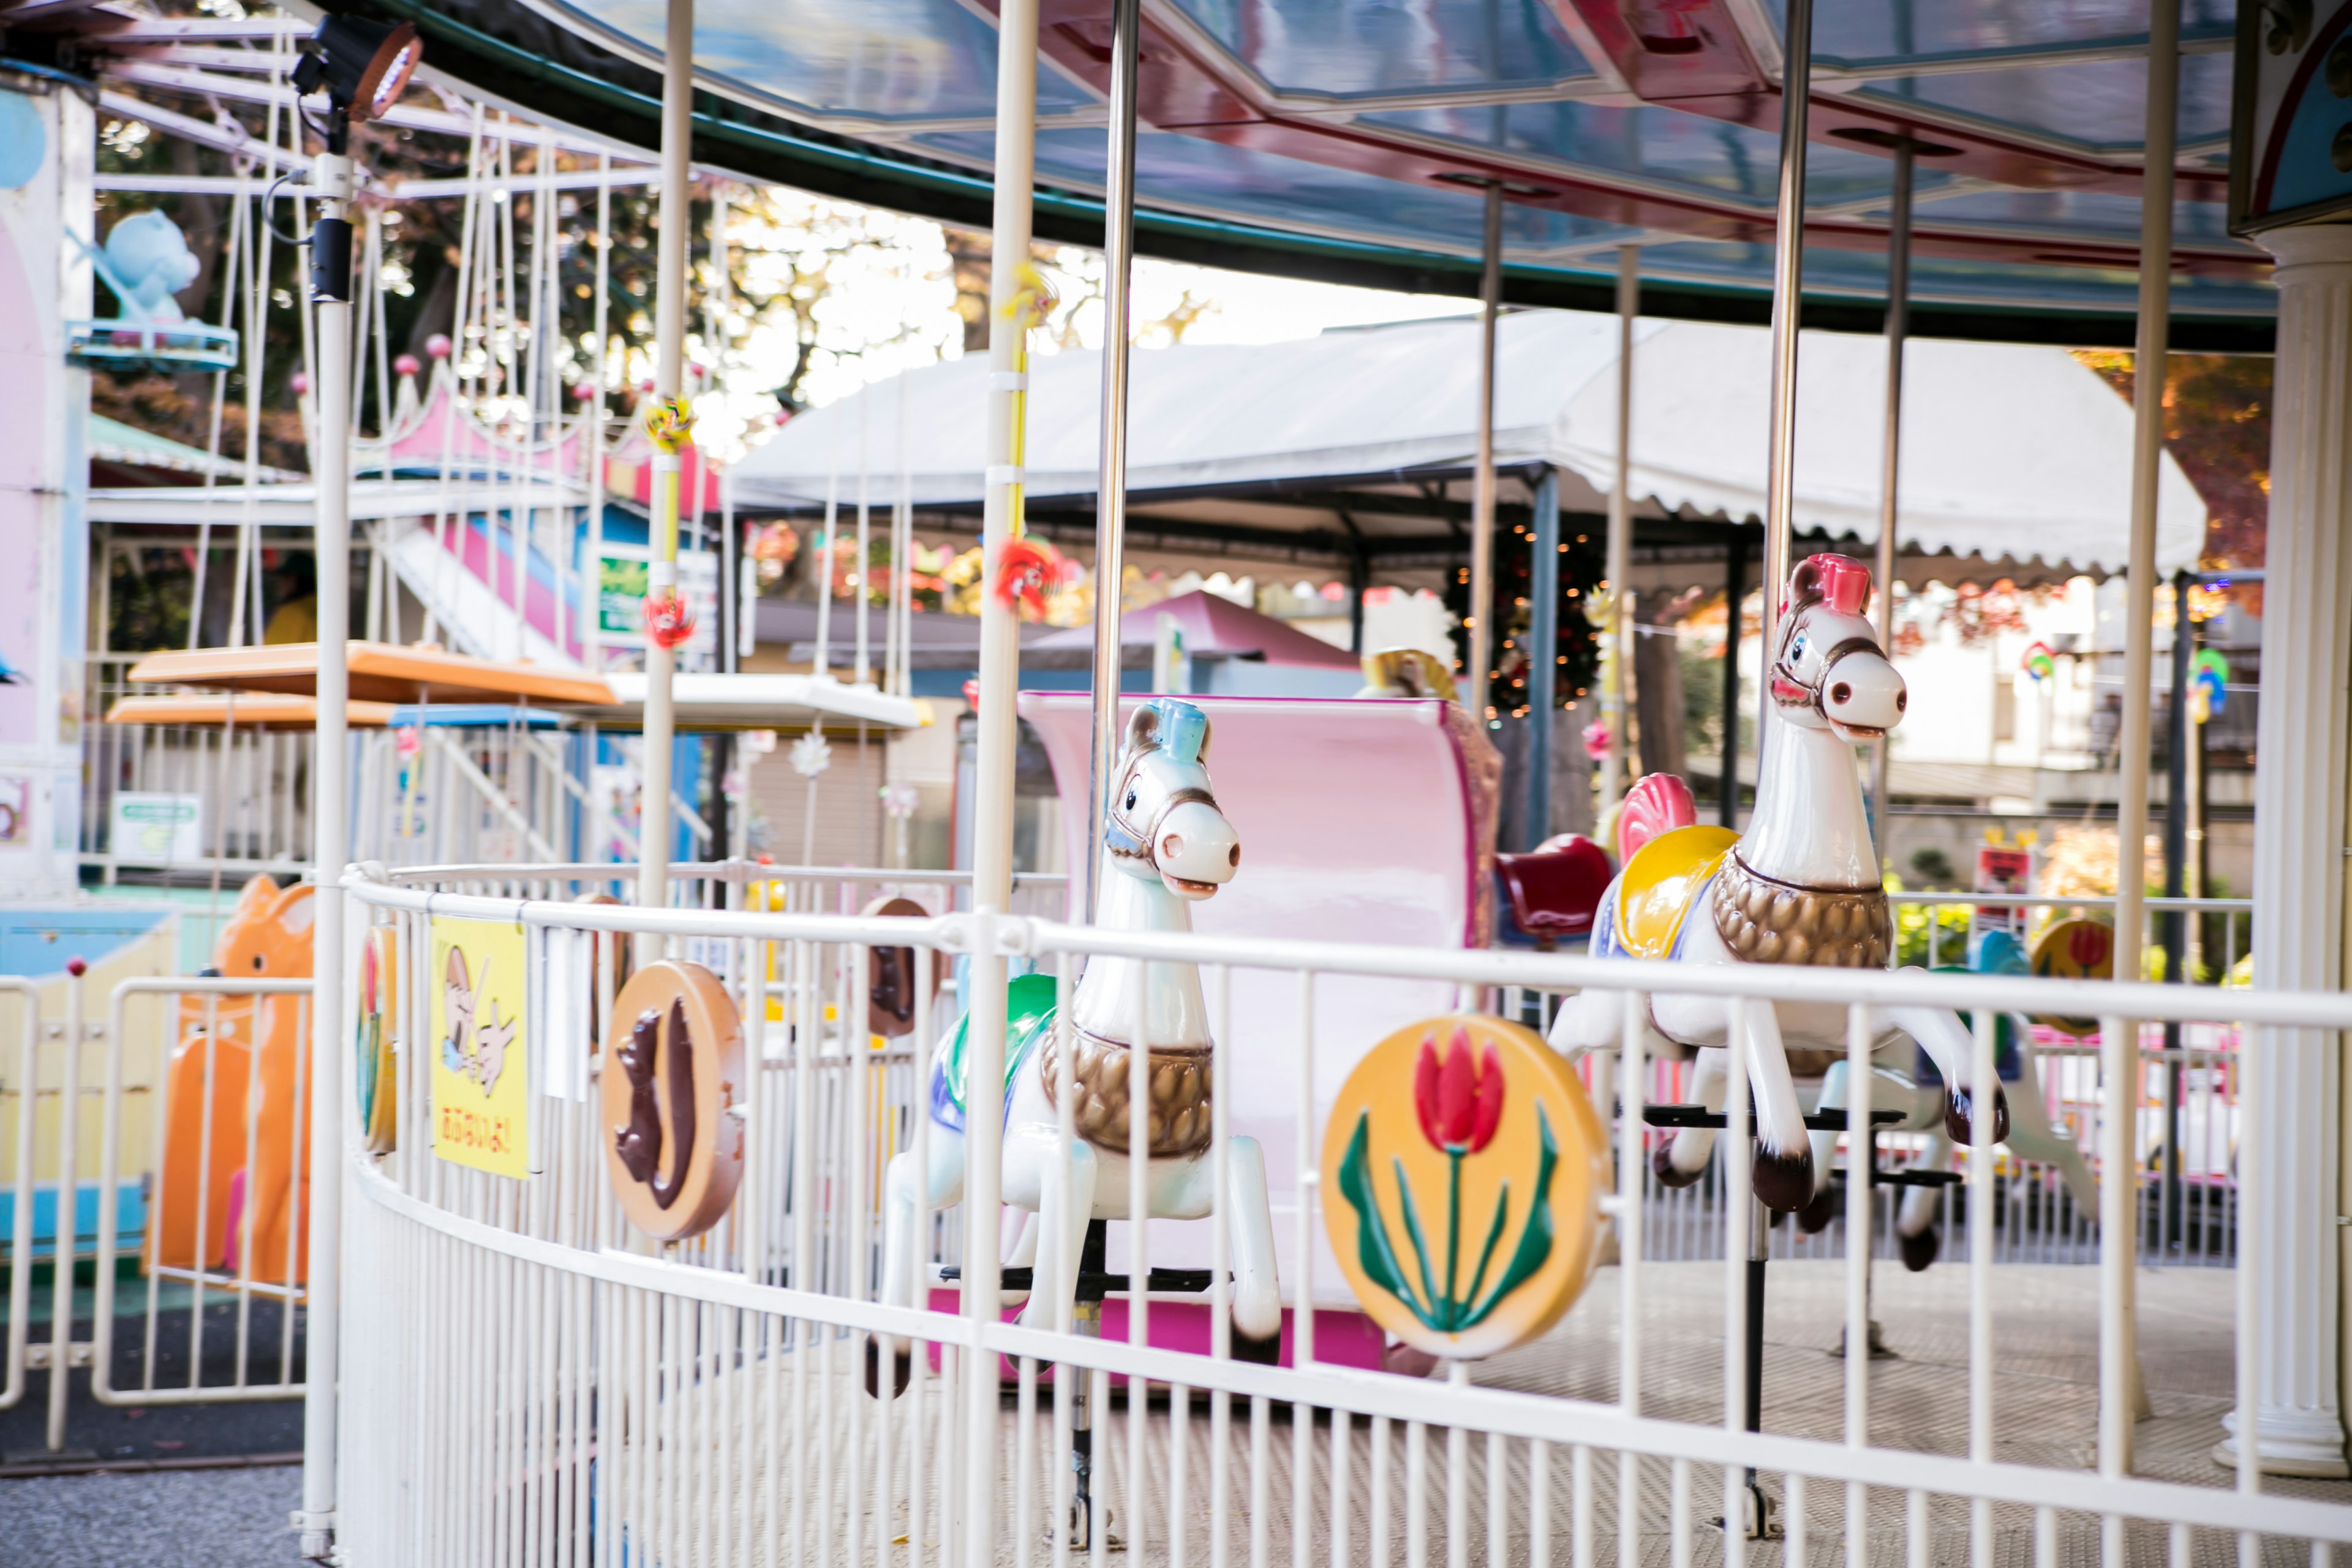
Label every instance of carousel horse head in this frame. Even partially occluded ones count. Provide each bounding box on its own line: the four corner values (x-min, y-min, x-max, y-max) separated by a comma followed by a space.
1766, 554, 1906, 744
1104, 697, 1240, 901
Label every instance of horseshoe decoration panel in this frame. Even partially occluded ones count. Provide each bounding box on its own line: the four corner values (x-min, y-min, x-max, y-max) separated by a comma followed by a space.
601, 960, 745, 1241
859, 895, 937, 1038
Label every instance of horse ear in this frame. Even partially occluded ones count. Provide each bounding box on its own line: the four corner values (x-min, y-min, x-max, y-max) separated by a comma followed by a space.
1789, 556, 1829, 608
1124, 704, 1160, 754
1194, 716, 1212, 762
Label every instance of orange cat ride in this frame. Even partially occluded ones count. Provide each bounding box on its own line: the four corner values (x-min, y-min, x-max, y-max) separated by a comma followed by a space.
151, 875, 314, 1285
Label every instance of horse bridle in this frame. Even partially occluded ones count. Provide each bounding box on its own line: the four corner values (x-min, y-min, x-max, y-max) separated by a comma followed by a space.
1769, 614, 1885, 722
1103, 744, 1219, 870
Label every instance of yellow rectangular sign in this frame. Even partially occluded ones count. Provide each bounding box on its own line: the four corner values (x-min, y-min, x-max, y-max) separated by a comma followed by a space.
429, 916, 530, 1177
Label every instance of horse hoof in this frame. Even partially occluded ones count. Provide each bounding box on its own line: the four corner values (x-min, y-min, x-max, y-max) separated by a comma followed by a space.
1796, 1182, 1840, 1235
1651, 1138, 1706, 1189
863, 1335, 911, 1400
1943, 1085, 2011, 1146
1234, 1327, 1283, 1366
1898, 1225, 1940, 1273
1752, 1145, 1814, 1213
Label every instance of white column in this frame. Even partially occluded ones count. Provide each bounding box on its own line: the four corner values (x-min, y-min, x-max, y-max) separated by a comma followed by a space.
2223, 221, 2352, 1479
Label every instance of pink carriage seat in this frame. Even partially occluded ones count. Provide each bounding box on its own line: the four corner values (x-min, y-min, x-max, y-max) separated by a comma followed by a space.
1495, 835, 1615, 947
1616, 772, 1698, 863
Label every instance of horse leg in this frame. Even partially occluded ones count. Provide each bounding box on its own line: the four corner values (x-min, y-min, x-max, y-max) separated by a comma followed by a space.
870, 1126, 965, 1398
1798, 1058, 1850, 1233
1894, 1129, 1951, 1273
1224, 1136, 1284, 1362
1738, 1003, 1814, 1213
1022, 1136, 1099, 1343
2000, 1030, 2100, 1219
1654, 1047, 1726, 1188
1880, 991, 2009, 1145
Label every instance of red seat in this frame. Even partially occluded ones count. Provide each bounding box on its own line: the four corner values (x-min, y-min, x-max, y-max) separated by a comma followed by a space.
1495, 835, 1615, 948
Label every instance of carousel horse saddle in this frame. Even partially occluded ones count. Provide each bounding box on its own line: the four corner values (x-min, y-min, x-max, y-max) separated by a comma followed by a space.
930, 972, 1215, 1156
1613, 825, 1740, 960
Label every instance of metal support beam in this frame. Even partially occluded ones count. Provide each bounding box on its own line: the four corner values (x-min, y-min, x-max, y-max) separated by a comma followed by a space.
967, 0, 1039, 1556
1718, 529, 1746, 829
638, 0, 693, 913
1602, 245, 1636, 816
1756, 0, 1815, 760
1465, 183, 1502, 717
1085, 0, 1141, 926
1527, 466, 1560, 848
1869, 140, 1913, 863
2107, 0, 2178, 1485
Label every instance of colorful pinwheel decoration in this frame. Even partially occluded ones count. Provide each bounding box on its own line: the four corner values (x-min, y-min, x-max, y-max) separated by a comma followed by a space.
2191, 648, 2230, 722
993, 535, 1066, 620
2021, 641, 2056, 682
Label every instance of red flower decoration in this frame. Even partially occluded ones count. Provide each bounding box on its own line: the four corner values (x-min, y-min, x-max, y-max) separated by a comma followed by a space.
993, 535, 1063, 620
644, 592, 697, 650
1413, 1027, 1504, 1155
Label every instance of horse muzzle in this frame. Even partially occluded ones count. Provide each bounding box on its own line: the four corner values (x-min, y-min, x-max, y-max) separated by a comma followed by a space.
1820, 650, 1905, 741
1155, 799, 1240, 900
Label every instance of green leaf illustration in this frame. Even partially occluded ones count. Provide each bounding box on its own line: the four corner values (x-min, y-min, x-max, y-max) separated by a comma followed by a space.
1335, 1112, 1438, 1329
1462, 1106, 1559, 1329
1391, 1155, 1443, 1321
1458, 1174, 1513, 1325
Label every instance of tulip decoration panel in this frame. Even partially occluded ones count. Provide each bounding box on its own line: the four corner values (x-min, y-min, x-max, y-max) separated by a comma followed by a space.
601, 960, 745, 1242
1321, 1015, 1607, 1362
431, 917, 530, 1177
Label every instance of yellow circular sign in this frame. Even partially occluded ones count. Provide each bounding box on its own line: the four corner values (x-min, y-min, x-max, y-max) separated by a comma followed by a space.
2030, 918, 2114, 1036
1320, 1014, 1607, 1362
602, 960, 746, 1242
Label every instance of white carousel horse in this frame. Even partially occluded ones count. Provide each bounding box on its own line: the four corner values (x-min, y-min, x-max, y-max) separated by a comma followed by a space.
870, 698, 1283, 1394
1547, 554, 2006, 1212
1796, 929, 2097, 1268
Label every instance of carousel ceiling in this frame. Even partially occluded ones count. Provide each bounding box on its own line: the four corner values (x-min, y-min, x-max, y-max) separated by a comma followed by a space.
293, 0, 2270, 347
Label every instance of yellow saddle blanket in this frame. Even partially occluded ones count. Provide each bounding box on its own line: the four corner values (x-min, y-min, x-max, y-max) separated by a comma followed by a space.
1614, 825, 1740, 960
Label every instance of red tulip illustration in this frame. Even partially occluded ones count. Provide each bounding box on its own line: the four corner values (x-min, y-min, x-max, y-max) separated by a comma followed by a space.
644, 590, 697, 650
1414, 1028, 1504, 1154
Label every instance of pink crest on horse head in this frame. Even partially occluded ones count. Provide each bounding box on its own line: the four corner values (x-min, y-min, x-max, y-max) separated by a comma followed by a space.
1616, 772, 1697, 864
1787, 554, 1872, 618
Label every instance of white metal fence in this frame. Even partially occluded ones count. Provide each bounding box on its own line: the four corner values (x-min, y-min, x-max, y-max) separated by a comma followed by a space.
0, 970, 312, 1457
325, 864, 2346, 1568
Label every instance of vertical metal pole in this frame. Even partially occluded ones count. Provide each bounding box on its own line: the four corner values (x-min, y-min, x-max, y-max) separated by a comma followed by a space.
2106, 0, 2177, 1478
1527, 466, 1559, 848
1869, 141, 1913, 863
2160, 569, 2193, 1248
1465, 184, 1502, 715
1755, 0, 1815, 755
1602, 246, 1636, 815
1085, 0, 1141, 925
970, 0, 1039, 1562
638, 0, 693, 913
1717, 530, 1745, 829
298, 133, 356, 1561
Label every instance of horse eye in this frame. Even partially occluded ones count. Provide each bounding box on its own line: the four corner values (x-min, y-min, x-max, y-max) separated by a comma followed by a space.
1125, 791, 1137, 810
251, 954, 265, 971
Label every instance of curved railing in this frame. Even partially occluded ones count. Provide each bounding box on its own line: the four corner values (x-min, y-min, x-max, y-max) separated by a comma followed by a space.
333, 864, 2352, 1567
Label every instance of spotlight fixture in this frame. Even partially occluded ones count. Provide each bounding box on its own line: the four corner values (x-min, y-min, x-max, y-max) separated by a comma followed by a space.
292, 16, 422, 124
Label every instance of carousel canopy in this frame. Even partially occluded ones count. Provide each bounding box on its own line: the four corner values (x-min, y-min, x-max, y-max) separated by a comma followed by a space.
728, 310, 2207, 580
309, 0, 2271, 348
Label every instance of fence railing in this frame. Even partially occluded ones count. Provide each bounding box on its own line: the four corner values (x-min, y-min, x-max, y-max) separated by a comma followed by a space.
328, 865, 2342, 1568
0, 970, 311, 1457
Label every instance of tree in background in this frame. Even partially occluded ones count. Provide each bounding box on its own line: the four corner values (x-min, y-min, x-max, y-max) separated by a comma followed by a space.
2076, 352, 2271, 598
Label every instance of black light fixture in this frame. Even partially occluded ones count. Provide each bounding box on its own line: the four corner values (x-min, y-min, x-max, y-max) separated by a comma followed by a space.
291, 15, 421, 127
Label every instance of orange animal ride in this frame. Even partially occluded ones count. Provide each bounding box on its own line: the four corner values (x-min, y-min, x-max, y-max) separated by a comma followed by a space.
151, 875, 314, 1284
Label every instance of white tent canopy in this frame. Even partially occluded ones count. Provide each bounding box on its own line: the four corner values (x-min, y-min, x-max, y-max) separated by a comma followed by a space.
731, 311, 2206, 578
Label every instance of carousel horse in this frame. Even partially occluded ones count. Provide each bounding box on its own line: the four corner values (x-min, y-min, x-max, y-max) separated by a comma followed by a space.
869, 698, 1283, 1395
1547, 555, 2006, 1212
1798, 928, 2098, 1268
